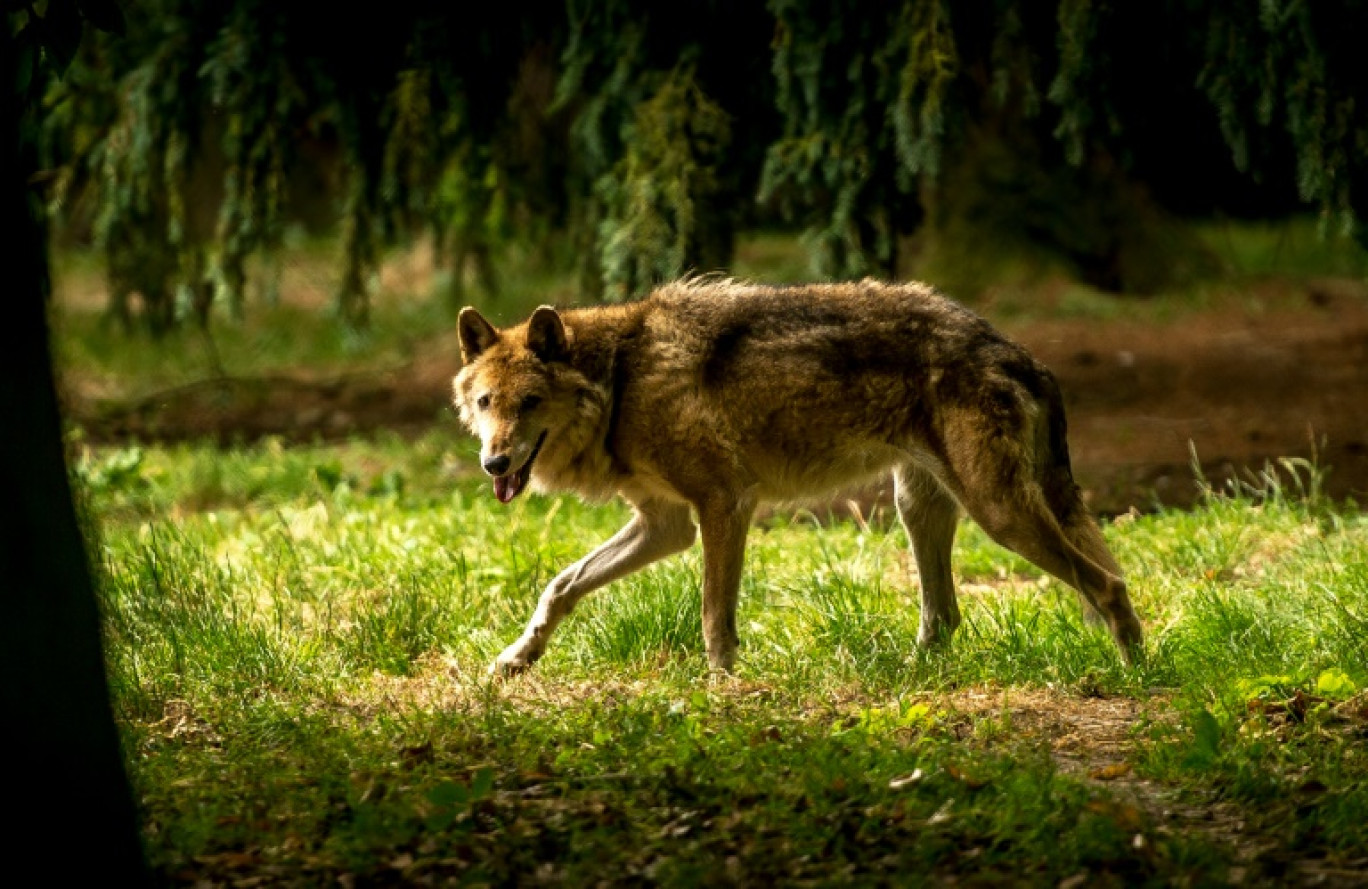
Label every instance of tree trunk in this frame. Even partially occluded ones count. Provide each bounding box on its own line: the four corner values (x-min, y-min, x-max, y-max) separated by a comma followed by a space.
1, 23, 148, 882
338, 200, 374, 330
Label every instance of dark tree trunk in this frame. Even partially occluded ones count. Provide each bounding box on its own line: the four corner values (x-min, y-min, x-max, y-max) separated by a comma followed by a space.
338, 200, 374, 330
1, 23, 148, 882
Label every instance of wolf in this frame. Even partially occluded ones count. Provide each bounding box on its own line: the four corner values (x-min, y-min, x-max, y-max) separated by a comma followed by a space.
453, 279, 1144, 675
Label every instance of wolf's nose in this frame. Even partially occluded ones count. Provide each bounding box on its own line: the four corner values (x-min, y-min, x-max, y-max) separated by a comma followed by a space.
483, 455, 511, 476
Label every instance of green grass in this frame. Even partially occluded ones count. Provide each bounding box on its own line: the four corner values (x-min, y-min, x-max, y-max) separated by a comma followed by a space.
80, 435, 1368, 884
57, 219, 1368, 881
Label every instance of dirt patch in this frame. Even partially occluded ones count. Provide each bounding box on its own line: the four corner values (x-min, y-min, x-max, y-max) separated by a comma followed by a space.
1018, 280, 1368, 512
910, 687, 1368, 887
65, 278, 1368, 514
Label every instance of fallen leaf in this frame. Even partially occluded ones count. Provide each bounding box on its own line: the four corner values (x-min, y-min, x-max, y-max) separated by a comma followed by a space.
400, 742, 434, 766
1089, 762, 1132, 781
928, 798, 955, 825
194, 851, 258, 869
1112, 510, 1135, 527
1286, 690, 1326, 723
888, 769, 924, 790
749, 725, 783, 746
1084, 799, 1144, 833
946, 764, 988, 790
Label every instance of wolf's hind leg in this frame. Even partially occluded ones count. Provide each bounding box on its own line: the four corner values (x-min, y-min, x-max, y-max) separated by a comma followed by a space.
491, 500, 696, 676
893, 465, 963, 648
959, 485, 1144, 665
696, 491, 758, 673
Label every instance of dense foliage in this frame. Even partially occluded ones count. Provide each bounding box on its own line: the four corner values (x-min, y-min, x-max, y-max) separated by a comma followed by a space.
32, 0, 1368, 328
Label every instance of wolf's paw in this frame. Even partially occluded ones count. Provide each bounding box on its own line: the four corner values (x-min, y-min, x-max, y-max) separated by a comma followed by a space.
489, 655, 534, 678
490, 642, 541, 678
705, 647, 737, 675
1117, 636, 1147, 670
916, 623, 958, 650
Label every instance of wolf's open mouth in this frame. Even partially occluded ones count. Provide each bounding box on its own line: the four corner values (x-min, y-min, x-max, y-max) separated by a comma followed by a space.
493, 430, 547, 504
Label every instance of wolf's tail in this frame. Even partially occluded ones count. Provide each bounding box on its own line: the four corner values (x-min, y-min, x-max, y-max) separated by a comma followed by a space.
1033, 370, 1125, 583
1033, 373, 1077, 517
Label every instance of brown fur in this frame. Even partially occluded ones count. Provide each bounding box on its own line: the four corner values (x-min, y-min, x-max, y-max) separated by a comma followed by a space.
453, 278, 1144, 674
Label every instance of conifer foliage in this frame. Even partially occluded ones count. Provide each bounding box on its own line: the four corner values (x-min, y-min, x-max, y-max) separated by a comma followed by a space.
35, 0, 1368, 328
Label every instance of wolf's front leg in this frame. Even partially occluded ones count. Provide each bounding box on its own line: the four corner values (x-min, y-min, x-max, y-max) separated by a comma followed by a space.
492, 501, 696, 676
696, 492, 757, 673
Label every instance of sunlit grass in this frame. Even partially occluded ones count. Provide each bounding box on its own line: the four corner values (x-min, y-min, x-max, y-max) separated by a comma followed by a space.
80, 436, 1368, 882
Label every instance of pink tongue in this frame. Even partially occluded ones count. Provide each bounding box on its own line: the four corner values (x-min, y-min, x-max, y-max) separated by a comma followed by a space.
493, 474, 521, 504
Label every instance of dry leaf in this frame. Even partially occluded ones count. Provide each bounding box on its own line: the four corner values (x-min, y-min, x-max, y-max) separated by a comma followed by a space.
946, 764, 988, 789
928, 798, 955, 825
888, 768, 925, 790
1084, 799, 1144, 833
1089, 762, 1132, 781
194, 851, 258, 870
749, 725, 783, 746
400, 742, 434, 765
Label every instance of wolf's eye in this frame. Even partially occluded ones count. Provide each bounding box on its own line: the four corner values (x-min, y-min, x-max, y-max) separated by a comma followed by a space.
476, 394, 491, 410
519, 395, 542, 413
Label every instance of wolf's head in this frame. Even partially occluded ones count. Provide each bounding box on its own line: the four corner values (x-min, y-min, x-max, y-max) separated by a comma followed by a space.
453, 305, 593, 503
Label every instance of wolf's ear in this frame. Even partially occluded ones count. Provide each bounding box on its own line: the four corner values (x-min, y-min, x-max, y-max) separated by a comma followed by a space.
458, 307, 498, 363
526, 305, 568, 362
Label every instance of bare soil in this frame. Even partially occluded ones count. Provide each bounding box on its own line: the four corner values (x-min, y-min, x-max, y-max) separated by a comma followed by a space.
1020, 279, 1368, 512
67, 279, 1368, 514
936, 687, 1368, 886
